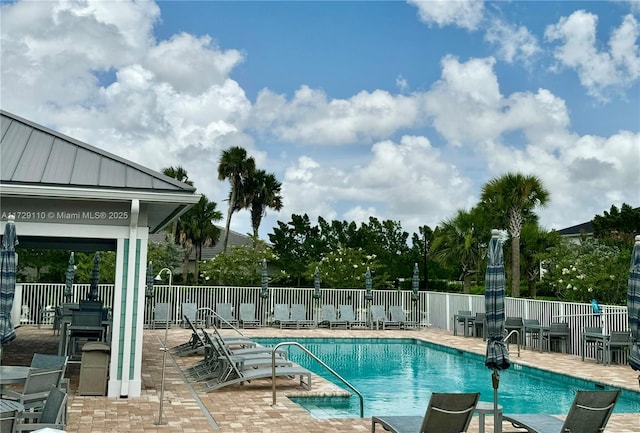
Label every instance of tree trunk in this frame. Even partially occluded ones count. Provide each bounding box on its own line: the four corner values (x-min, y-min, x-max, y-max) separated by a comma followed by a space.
463, 273, 472, 294
512, 235, 520, 297
222, 199, 234, 253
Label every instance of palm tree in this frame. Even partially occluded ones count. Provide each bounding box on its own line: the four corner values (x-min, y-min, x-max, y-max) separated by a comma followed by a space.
218, 146, 256, 252
179, 195, 222, 284
246, 170, 284, 241
480, 172, 550, 297
162, 166, 194, 243
430, 209, 484, 293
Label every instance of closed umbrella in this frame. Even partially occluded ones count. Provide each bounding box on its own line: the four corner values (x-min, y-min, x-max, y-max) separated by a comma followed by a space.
628, 235, 640, 385
145, 261, 155, 299
88, 251, 101, 301
64, 252, 76, 302
364, 267, 373, 301
411, 262, 419, 302
0, 215, 18, 346
312, 266, 321, 300
260, 259, 269, 299
485, 229, 510, 433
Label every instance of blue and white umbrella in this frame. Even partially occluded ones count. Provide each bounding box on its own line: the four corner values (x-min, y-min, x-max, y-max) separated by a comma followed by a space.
88, 251, 101, 301
64, 252, 76, 301
260, 258, 269, 299
628, 235, 640, 382
0, 216, 18, 346
364, 267, 373, 301
313, 266, 321, 300
411, 262, 419, 302
484, 229, 510, 428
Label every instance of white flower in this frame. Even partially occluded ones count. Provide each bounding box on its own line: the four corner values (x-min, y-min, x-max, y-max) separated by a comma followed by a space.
558, 279, 563, 284
562, 268, 569, 275
577, 274, 585, 280
353, 264, 358, 269
588, 287, 593, 292
205, 276, 210, 281
567, 284, 572, 289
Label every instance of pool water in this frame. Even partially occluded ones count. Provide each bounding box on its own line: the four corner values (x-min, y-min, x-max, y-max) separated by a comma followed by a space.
254, 337, 640, 419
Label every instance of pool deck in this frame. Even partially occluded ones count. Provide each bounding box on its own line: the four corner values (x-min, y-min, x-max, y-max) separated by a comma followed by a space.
2, 326, 639, 432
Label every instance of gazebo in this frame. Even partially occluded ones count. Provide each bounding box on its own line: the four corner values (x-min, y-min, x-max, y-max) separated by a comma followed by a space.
0, 109, 200, 397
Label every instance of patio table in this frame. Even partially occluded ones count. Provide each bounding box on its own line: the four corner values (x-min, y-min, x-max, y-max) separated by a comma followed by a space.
0, 366, 30, 386
453, 313, 475, 337
0, 398, 24, 418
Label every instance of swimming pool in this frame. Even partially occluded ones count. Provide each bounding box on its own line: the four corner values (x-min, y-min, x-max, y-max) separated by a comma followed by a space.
255, 337, 640, 419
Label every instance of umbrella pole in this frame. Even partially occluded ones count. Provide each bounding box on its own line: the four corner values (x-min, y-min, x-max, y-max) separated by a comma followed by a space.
492, 369, 500, 433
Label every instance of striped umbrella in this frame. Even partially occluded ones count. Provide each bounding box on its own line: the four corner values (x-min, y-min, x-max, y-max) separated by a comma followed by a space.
145, 261, 155, 298
312, 266, 321, 300
260, 258, 269, 299
0, 216, 18, 346
411, 263, 419, 302
88, 251, 101, 301
484, 229, 510, 430
64, 252, 76, 301
628, 235, 640, 381
365, 267, 373, 301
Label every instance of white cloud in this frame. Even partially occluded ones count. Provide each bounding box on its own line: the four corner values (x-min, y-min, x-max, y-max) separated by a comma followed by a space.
545, 10, 640, 98
485, 18, 541, 64
407, 0, 484, 31
251, 86, 425, 145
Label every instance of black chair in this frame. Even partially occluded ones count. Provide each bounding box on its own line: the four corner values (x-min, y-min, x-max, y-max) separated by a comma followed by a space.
473, 313, 486, 339
68, 310, 105, 358
504, 317, 524, 346
523, 319, 541, 349
597, 331, 631, 365
581, 326, 604, 362
543, 322, 571, 353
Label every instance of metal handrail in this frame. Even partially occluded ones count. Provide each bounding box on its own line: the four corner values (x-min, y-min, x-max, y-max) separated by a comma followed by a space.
505, 329, 521, 358
196, 307, 245, 337
271, 341, 365, 418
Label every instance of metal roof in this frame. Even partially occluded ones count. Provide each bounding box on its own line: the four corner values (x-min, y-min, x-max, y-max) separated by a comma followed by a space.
0, 109, 195, 192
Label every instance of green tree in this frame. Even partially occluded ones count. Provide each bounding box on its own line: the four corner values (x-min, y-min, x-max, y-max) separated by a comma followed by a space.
269, 214, 324, 286
162, 165, 195, 242
308, 246, 388, 289
147, 237, 185, 273
480, 172, 550, 297
592, 203, 640, 244
430, 209, 484, 293
178, 195, 223, 284
520, 223, 560, 298
246, 169, 283, 241
218, 146, 256, 252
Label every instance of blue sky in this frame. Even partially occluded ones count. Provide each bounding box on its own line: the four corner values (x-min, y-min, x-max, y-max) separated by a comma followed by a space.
1, 0, 639, 240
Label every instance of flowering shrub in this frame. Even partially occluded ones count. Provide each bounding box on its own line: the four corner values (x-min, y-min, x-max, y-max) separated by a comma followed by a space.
539, 238, 629, 304
308, 246, 391, 288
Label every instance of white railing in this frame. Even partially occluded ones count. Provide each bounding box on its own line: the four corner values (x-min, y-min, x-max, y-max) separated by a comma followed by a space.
16, 283, 629, 358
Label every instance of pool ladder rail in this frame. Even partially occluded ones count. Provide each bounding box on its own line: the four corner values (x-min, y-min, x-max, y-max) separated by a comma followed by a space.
271, 341, 365, 418
504, 329, 521, 358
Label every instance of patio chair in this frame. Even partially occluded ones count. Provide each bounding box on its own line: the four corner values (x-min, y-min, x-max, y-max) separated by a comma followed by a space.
474, 313, 486, 339
581, 326, 604, 361
503, 389, 620, 433
239, 303, 261, 328
13, 385, 67, 433
454, 310, 474, 337
504, 316, 525, 346
152, 303, 171, 329
31, 354, 68, 371
542, 322, 570, 353
2, 368, 65, 411
215, 303, 238, 328
523, 319, 541, 349
389, 306, 417, 329
597, 331, 631, 365
371, 392, 480, 433
339, 304, 365, 328
67, 309, 105, 358
370, 305, 400, 330
281, 304, 314, 329
171, 315, 209, 356
0, 410, 16, 433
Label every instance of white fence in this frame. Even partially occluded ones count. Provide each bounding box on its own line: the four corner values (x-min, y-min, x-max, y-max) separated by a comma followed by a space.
16, 283, 629, 359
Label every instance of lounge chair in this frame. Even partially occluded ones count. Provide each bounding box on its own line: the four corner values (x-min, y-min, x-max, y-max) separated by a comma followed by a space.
181, 302, 198, 328
152, 303, 171, 329
215, 303, 238, 328
319, 304, 347, 329
272, 304, 290, 328
281, 304, 315, 329
371, 392, 480, 433
200, 332, 311, 392
502, 389, 620, 433
339, 304, 365, 328
239, 303, 261, 328
172, 315, 209, 356
370, 305, 400, 330
389, 306, 417, 329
